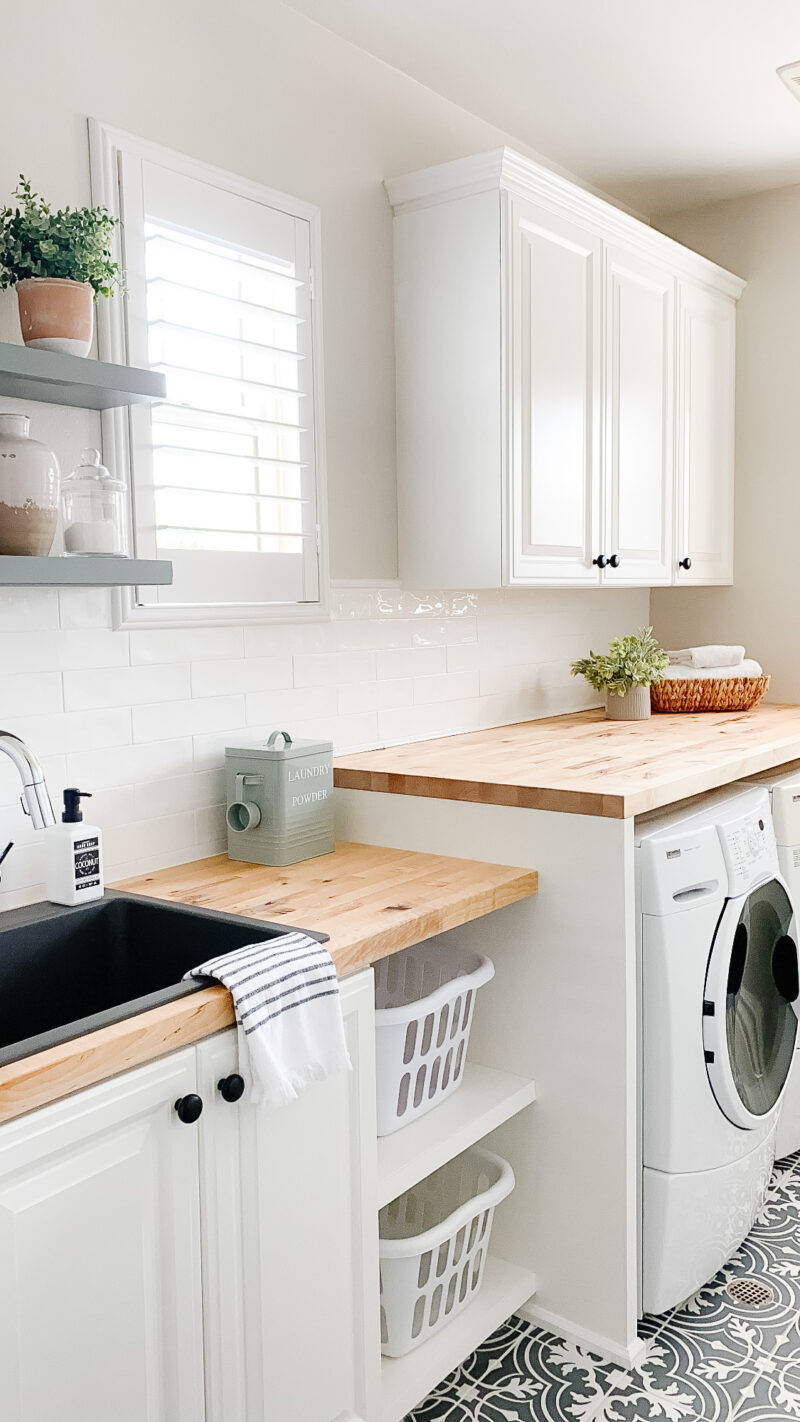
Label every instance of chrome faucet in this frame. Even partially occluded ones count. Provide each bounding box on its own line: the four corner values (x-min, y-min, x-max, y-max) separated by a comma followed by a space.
0, 732, 56, 829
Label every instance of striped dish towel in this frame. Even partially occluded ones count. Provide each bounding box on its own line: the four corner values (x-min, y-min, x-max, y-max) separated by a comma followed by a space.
185, 931, 351, 1107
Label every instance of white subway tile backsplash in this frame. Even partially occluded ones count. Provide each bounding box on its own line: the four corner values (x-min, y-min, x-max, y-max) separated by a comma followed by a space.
413, 671, 480, 705
67, 737, 194, 791
293, 651, 375, 687
190, 657, 293, 698
0, 589, 60, 631
0, 580, 649, 910
2, 672, 62, 718
133, 694, 246, 744
10, 707, 132, 756
376, 646, 447, 680
245, 686, 339, 725
63, 663, 191, 712
130, 626, 244, 665
0, 629, 129, 672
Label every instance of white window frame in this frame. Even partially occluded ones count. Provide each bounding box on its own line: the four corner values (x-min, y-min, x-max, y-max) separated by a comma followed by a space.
89, 119, 330, 628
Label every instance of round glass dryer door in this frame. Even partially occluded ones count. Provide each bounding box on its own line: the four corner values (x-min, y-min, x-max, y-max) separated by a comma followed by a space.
703, 877, 799, 1130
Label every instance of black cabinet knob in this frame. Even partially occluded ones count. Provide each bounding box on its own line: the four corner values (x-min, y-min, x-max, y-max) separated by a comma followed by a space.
608, 553, 621, 568
678, 557, 692, 570
593, 554, 608, 568
217, 1073, 246, 1103
174, 1094, 203, 1124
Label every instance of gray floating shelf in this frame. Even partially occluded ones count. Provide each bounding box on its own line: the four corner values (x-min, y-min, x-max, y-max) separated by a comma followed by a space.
0, 556, 173, 587
0, 343, 166, 410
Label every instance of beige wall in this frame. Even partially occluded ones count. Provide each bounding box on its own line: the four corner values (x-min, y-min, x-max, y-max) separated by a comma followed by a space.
651, 185, 800, 698
0, 0, 557, 581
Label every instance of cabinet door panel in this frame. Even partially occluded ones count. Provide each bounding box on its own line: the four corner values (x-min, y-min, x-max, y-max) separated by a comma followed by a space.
604, 247, 674, 585
197, 970, 380, 1422
0, 1052, 205, 1422
509, 198, 602, 583
675, 283, 736, 584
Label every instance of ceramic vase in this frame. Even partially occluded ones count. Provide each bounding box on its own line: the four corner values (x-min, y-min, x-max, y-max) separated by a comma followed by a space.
0, 414, 60, 555
604, 685, 651, 721
16, 277, 94, 356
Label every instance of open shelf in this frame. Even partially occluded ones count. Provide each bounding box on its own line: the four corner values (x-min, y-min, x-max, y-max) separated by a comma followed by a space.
0, 555, 172, 587
0, 342, 166, 410
380, 1256, 536, 1422
377, 1063, 536, 1209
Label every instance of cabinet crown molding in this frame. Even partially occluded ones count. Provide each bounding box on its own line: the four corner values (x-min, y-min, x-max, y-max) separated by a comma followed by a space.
385, 147, 746, 303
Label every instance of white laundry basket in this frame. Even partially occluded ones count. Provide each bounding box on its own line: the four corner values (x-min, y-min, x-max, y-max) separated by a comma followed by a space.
379, 1146, 515, 1358
374, 938, 494, 1136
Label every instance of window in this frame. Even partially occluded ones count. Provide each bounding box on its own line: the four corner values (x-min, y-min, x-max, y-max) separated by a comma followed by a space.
90, 122, 327, 623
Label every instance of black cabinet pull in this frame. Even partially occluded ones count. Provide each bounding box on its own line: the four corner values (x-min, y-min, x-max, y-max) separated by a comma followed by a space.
608, 554, 621, 568
218, 1074, 246, 1103
678, 557, 692, 571
593, 554, 607, 568
174, 1094, 203, 1124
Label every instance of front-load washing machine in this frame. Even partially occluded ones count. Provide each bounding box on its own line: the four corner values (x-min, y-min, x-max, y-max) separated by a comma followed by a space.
737, 767, 800, 1158
636, 787, 799, 1316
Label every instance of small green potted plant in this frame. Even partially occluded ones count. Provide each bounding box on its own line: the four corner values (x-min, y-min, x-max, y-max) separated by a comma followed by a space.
571, 626, 669, 721
0, 177, 125, 357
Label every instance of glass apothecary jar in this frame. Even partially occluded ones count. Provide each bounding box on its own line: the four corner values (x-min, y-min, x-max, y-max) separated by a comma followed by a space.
62, 448, 129, 556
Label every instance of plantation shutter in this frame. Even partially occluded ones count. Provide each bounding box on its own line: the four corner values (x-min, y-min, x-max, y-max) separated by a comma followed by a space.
122, 159, 320, 607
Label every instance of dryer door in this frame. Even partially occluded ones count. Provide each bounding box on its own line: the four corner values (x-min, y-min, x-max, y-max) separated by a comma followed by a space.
703, 876, 799, 1129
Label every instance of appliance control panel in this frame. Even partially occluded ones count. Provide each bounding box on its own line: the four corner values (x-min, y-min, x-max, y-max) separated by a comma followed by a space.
719, 805, 777, 895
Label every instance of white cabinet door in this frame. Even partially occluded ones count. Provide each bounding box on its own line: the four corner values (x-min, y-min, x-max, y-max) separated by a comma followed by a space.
603, 246, 675, 586
196, 969, 380, 1422
508, 197, 603, 584
674, 282, 736, 584
0, 1051, 205, 1422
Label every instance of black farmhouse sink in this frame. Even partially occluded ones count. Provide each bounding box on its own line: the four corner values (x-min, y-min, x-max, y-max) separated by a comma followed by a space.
0, 890, 327, 1068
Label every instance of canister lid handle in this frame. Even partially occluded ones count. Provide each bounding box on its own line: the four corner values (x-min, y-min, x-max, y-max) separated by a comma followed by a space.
267, 730, 293, 748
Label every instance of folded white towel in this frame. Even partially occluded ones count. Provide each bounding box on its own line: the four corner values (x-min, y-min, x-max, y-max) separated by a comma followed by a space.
668, 645, 746, 669
662, 659, 763, 681
185, 931, 351, 1108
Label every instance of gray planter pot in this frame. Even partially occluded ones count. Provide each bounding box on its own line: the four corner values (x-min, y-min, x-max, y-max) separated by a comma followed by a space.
605, 685, 651, 721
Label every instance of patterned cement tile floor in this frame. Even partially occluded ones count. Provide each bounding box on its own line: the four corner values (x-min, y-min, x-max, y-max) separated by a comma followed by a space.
405, 1149, 800, 1421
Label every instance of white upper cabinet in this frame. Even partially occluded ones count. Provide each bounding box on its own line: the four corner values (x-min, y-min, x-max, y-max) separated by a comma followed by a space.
509, 198, 602, 584
603, 246, 675, 586
674, 282, 737, 585
386, 148, 744, 589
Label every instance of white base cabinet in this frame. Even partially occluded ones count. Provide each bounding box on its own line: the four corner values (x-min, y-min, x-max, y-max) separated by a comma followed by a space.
197, 972, 380, 1422
0, 970, 379, 1422
0, 1049, 205, 1422
387, 148, 743, 590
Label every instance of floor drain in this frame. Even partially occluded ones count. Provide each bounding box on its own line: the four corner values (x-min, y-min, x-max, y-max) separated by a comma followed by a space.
725, 1277, 774, 1309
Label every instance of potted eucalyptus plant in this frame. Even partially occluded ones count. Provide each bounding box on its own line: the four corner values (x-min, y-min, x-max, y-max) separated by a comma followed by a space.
571, 626, 669, 721
0, 177, 125, 357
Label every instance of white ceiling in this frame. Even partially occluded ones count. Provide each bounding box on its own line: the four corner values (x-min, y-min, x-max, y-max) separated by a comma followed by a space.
281, 0, 800, 215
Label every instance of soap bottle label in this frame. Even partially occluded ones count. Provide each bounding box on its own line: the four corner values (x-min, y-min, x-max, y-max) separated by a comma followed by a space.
74, 835, 101, 890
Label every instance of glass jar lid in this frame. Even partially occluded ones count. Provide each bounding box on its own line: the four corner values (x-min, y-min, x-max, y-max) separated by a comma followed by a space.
63, 447, 127, 492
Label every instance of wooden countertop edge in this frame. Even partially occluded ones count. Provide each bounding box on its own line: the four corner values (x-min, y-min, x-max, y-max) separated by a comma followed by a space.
0, 985, 235, 1126
333, 766, 624, 817
334, 723, 800, 819
0, 853, 538, 1126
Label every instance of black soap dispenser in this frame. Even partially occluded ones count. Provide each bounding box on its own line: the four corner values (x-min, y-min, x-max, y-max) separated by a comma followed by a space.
45, 787, 104, 906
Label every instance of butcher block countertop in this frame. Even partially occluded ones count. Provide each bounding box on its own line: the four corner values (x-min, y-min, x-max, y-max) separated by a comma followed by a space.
334, 704, 800, 819
0, 842, 537, 1124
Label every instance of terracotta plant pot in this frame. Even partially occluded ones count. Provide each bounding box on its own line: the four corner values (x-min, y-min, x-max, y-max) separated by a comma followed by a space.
16, 277, 94, 357
605, 685, 651, 721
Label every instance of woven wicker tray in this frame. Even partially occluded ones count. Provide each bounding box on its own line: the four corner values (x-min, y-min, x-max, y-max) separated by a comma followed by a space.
650, 675, 770, 714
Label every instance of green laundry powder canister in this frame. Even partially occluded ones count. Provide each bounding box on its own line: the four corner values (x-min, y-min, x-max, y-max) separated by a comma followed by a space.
225, 730, 334, 867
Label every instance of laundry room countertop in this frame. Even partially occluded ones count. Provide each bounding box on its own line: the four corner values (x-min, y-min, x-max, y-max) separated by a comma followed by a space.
0, 842, 537, 1124
334, 704, 800, 819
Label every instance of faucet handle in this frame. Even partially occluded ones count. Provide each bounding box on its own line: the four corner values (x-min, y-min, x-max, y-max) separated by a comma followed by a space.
0, 841, 13, 881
